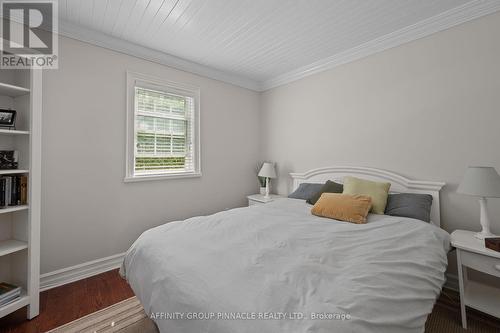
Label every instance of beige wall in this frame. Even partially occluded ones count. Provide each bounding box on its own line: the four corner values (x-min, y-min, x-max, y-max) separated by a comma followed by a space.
261, 12, 500, 243
41, 36, 260, 273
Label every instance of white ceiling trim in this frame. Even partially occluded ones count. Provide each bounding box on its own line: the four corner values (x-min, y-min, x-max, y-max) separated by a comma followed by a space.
261, 0, 500, 91
58, 19, 262, 92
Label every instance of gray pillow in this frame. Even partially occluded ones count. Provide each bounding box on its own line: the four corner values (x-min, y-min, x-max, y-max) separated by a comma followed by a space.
288, 183, 323, 200
306, 180, 344, 205
385, 193, 433, 222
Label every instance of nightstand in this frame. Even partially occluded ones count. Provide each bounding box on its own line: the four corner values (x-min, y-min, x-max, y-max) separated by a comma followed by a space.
247, 194, 284, 206
451, 230, 500, 329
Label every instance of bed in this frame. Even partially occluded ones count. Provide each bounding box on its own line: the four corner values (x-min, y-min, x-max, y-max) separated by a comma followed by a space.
120, 166, 450, 333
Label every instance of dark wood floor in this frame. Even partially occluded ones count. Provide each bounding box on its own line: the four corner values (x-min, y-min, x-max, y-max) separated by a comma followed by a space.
1, 269, 499, 333
429, 288, 500, 332
0, 269, 134, 333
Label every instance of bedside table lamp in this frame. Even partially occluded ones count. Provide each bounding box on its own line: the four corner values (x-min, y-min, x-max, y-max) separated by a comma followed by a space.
258, 162, 276, 199
457, 166, 500, 239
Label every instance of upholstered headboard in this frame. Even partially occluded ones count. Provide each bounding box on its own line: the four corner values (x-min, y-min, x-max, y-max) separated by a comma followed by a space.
290, 166, 445, 227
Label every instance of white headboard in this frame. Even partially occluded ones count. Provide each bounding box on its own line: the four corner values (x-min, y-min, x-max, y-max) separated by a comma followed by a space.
290, 166, 445, 227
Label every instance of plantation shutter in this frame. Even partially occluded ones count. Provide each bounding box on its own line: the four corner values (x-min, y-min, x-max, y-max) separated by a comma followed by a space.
134, 87, 195, 174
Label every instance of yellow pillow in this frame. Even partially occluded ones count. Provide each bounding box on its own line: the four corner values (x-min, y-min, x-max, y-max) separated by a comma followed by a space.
311, 193, 372, 224
342, 176, 391, 214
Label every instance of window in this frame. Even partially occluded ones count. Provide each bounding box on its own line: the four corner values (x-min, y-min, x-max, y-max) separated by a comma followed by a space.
126, 72, 200, 181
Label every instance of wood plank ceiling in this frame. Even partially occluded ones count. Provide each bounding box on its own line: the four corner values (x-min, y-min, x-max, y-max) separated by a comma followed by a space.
59, 0, 483, 86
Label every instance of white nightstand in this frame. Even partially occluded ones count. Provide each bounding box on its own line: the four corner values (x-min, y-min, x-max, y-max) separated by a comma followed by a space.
451, 230, 500, 329
247, 194, 284, 206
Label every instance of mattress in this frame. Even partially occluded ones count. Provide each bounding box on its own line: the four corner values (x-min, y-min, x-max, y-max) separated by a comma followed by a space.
121, 198, 450, 333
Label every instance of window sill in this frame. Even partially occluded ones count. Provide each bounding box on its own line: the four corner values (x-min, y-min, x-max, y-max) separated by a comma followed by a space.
124, 172, 202, 183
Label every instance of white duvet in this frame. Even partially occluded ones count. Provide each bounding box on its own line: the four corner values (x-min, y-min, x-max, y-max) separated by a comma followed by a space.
120, 198, 450, 333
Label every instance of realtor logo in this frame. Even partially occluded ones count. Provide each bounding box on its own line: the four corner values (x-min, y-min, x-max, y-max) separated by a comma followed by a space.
1, 0, 58, 68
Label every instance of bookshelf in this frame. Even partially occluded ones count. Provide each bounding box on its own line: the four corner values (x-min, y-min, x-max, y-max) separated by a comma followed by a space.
0, 205, 29, 214
0, 129, 30, 135
0, 169, 29, 175
0, 239, 28, 256
0, 82, 30, 97
0, 290, 29, 318
0, 66, 41, 320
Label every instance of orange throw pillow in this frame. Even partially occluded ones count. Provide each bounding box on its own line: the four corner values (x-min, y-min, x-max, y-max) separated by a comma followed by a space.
311, 193, 373, 224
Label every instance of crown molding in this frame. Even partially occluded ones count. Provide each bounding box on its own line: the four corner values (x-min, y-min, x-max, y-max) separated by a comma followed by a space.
58, 19, 262, 92
261, 0, 500, 91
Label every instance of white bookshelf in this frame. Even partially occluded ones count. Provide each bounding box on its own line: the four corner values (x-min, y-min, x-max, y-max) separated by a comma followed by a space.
0, 66, 41, 320
0, 290, 29, 319
0, 129, 30, 135
0, 82, 30, 97
0, 239, 28, 256
0, 169, 29, 175
0, 205, 29, 214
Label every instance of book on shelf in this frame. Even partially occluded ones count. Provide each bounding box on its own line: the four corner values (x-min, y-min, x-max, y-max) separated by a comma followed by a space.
20, 176, 27, 205
0, 175, 27, 207
0, 282, 21, 306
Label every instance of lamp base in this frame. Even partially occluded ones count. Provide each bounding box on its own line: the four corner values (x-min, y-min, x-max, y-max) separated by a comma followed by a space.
474, 231, 497, 240
264, 178, 271, 199
476, 197, 497, 240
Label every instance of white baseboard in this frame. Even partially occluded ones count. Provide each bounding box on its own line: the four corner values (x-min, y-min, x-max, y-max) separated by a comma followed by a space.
40, 253, 125, 291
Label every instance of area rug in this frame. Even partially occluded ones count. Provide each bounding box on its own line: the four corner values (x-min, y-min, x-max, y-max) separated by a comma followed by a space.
46, 297, 158, 333
48, 296, 499, 333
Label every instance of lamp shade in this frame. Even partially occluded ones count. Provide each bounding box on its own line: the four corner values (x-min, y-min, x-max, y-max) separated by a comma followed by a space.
258, 162, 276, 178
457, 166, 500, 197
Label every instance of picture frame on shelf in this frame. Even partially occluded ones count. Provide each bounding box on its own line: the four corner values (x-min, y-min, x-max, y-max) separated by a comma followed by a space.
0, 151, 18, 170
0, 109, 16, 128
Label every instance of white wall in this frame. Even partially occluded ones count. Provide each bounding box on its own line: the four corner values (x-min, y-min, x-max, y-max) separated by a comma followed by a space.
41, 36, 260, 274
261, 12, 500, 239
42, 11, 500, 280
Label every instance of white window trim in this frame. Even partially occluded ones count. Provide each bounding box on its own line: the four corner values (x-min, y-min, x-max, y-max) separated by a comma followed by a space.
125, 71, 201, 182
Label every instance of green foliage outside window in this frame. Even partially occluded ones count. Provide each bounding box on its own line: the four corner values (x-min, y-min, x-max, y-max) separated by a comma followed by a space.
135, 157, 185, 171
